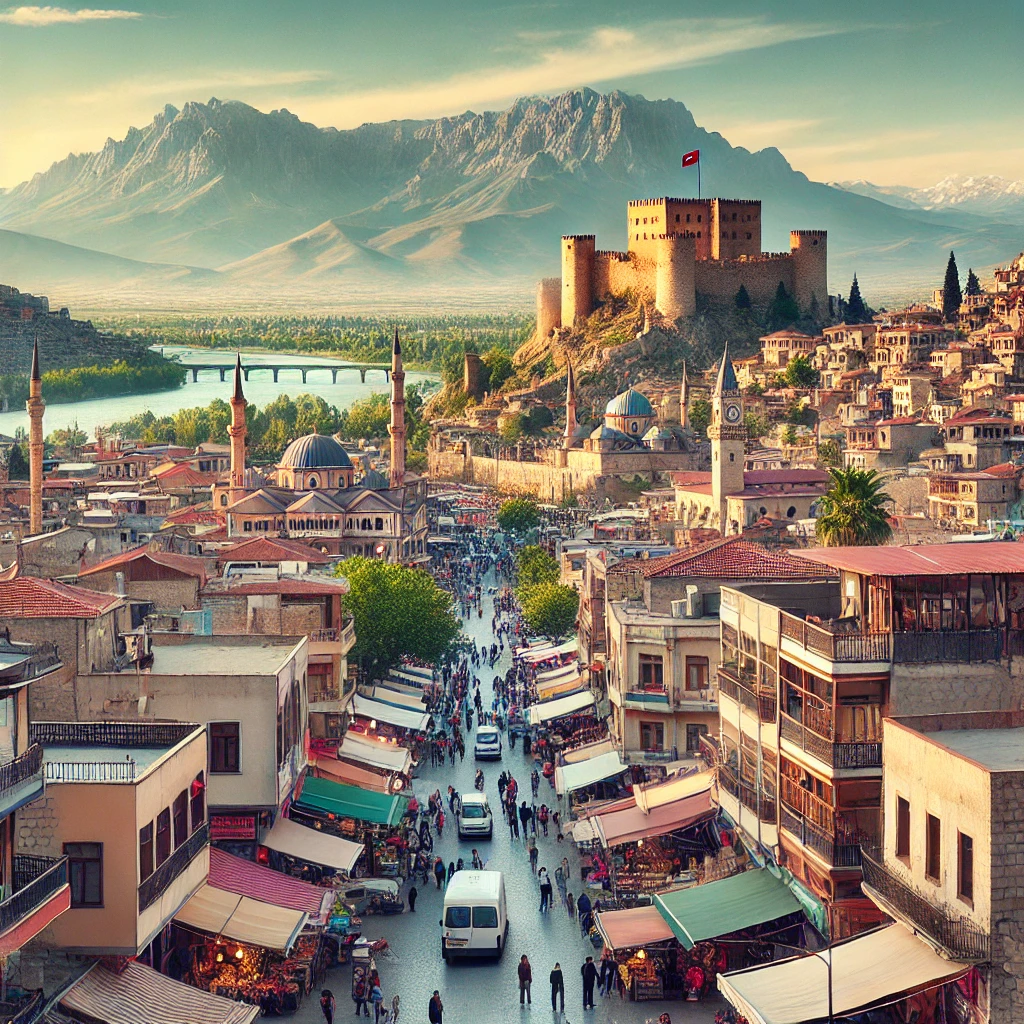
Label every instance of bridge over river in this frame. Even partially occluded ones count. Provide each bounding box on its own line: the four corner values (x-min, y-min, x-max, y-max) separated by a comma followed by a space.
184, 362, 391, 384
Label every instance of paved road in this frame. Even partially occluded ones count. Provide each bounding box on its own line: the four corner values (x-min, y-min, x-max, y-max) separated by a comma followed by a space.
297, 577, 725, 1024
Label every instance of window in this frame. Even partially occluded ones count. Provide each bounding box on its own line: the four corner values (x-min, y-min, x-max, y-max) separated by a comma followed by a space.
472, 905, 498, 928
139, 823, 154, 882
156, 808, 171, 867
375, 517, 384, 531
190, 772, 206, 832
640, 721, 665, 750
445, 906, 471, 928
65, 843, 103, 908
926, 813, 941, 881
957, 832, 974, 904
686, 723, 708, 753
896, 797, 910, 859
210, 722, 240, 774
638, 654, 664, 691
243, 521, 252, 532
685, 656, 709, 691
173, 790, 188, 849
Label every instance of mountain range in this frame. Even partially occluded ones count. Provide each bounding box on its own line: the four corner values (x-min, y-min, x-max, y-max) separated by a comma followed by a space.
834, 175, 1024, 225
1, 90, 1022, 305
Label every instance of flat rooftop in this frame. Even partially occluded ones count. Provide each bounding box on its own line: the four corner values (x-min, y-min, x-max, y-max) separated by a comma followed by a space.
44, 745, 168, 772
926, 728, 1024, 772
150, 639, 300, 676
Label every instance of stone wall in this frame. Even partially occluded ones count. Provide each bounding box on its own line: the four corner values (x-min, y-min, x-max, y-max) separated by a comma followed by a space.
0, 316, 148, 374
990, 771, 1024, 1021
890, 660, 1024, 717
694, 253, 796, 305
77, 571, 199, 613
17, 525, 125, 579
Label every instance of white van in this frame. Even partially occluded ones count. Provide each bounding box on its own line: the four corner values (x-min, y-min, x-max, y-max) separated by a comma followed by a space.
440, 870, 508, 962
474, 725, 502, 760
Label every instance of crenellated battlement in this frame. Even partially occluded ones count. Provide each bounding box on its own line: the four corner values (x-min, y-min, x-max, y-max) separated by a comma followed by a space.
562, 234, 596, 241
791, 229, 828, 237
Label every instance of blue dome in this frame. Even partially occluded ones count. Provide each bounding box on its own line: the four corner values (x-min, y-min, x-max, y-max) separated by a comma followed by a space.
279, 433, 353, 470
605, 388, 654, 418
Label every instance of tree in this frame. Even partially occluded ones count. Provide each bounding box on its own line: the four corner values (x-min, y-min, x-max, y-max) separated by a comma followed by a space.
743, 412, 770, 440
817, 439, 842, 468
942, 251, 962, 322
965, 268, 982, 296
48, 422, 88, 457
481, 348, 515, 392
845, 274, 867, 322
734, 284, 751, 309
497, 497, 540, 534
343, 393, 390, 440
781, 424, 798, 446
516, 545, 560, 588
768, 281, 800, 328
335, 557, 460, 679
745, 382, 764, 397
524, 405, 553, 435
519, 582, 579, 639
689, 399, 712, 435
498, 415, 526, 444
5, 443, 28, 480
815, 467, 893, 547
784, 355, 820, 389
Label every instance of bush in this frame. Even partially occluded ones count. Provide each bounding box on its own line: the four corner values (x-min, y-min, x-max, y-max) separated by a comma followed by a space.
497, 497, 540, 533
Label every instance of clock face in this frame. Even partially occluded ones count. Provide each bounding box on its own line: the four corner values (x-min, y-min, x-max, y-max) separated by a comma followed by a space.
724, 402, 742, 424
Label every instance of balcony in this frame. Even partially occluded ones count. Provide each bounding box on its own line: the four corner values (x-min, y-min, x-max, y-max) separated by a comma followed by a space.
138, 822, 210, 913
0, 744, 45, 818
717, 669, 777, 724
780, 713, 882, 770
860, 848, 990, 962
892, 629, 1002, 665
0, 855, 70, 951
781, 613, 891, 664
720, 766, 776, 824
779, 803, 863, 868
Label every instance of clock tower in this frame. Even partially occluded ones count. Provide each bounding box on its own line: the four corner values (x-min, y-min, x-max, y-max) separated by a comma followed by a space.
708, 342, 746, 534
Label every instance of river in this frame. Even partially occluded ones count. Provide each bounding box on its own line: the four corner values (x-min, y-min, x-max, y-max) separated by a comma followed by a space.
0, 347, 438, 439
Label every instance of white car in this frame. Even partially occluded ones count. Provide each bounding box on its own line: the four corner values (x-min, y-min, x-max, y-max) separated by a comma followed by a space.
474, 726, 502, 761
457, 793, 493, 840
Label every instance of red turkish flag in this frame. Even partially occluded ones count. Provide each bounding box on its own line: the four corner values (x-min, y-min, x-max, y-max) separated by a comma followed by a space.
682, 150, 700, 167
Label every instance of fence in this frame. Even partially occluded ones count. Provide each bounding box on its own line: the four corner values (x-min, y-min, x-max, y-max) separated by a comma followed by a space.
138, 822, 209, 913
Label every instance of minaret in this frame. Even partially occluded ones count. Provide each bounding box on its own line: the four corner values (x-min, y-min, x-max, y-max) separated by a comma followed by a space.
563, 358, 578, 448
679, 359, 689, 430
389, 328, 406, 489
26, 338, 45, 535
708, 342, 746, 535
228, 353, 247, 499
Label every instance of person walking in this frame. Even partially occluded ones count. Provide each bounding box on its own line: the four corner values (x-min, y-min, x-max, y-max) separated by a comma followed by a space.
518, 955, 533, 1005
528, 841, 539, 874
428, 991, 443, 1024
565, 891, 575, 918
408, 885, 417, 912
352, 976, 370, 1018
370, 982, 384, 1024
540, 873, 553, 913
581, 956, 598, 1009
549, 964, 564, 1014
319, 989, 335, 1024
433, 857, 445, 890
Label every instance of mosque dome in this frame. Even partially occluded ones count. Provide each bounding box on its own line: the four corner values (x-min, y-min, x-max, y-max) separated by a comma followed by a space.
279, 433, 354, 470
605, 388, 654, 418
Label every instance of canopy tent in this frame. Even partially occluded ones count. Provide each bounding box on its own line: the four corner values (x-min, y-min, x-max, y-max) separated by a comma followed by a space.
554, 750, 627, 796
655, 869, 804, 950
365, 685, 427, 710
717, 924, 971, 1024
351, 694, 431, 733
336, 733, 414, 775
174, 884, 307, 952
514, 639, 555, 656
526, 689, 595, 726
296, 775, 410, 826
562, 738, 615, 764
58, 961, 259, 1024
534, 661, 581, 684
520, 639, 577, 663
208, 848, 332, 922
596, 905, 676, 951
386, 670, 428, 688
566, 817, 599, 844
395, 664, 433, 681
310, 752, 392, 793
261, 816, 363, 873
536, 674, 587, 701
635, 769, 715, 814
593, 789, 714, 848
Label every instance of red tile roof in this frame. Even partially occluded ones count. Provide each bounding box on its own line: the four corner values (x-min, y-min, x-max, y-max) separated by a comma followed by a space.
636, 537, 837, 580
151, 464, 216, 488
215, 536, 334, 567
792, 541, 1024, 577
0, 577, 123, 618
78, 546, 210, 583
162, 504, 225, 526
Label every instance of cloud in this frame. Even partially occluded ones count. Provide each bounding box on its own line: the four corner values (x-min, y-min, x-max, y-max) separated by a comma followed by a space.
712, 118, 822, 152
293, 17, 844, 128
71, 69, 333, 105
0, 5, 141, 25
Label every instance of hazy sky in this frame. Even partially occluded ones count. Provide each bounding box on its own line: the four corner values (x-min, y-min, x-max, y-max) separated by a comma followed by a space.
2, 0, 1021, 190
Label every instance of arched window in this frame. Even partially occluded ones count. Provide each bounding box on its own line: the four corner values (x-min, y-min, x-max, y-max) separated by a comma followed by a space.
220, 494, 228, 506
308, 475, 319, 489
787, 506, 797, 518
375, 517, 384, 530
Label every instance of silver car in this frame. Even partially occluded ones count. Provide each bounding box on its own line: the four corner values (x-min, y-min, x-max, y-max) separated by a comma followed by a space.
457, 793, 493, 839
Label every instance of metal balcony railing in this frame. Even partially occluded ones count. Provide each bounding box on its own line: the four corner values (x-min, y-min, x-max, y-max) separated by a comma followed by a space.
860, 848, 990, 962
138, 822, 209, 913
0, 856, 68, 936
779, 801, 863, 868
892, 629, 1002, 665
781, 613, 892, 663
309, 628, 339, 643
780, 713, 882, 769
32, 721, 198, 748
0, 744, 44, 798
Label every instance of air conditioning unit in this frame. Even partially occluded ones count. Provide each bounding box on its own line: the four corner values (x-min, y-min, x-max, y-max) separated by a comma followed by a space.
685, 585, 703, 619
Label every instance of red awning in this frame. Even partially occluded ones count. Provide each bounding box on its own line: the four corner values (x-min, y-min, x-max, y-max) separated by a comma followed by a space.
593, 789, 714, 847
208, 848, 332, 922
596, 904, 676, 950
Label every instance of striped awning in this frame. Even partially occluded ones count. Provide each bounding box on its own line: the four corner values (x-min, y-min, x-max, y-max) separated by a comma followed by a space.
208, 848, 333, 922
59, 961, 259, 1024
174, 884, 307, 952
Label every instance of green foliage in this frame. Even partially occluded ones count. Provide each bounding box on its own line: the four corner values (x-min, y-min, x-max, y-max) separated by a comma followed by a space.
440, 351, 464, 386
524, 405, 554, 435
784, 355, 820, 388
518, 582, 579, 639
516, 545, 560, 589
481, 348, 515, 392
815, 467, 893, 547
497, 497, 540, 534
781, 424, 798, 446
743, 412, 770, 440
559, 492, 579, 509
0, 356, 184, 408
965, 268, 982, 297
47, 422, 88, 456
4, 443, 28, 480
817, 439, 843, 468
943, 251, 963, 322
767, 281, 800, 329
689, 398, 712, 435
339, 393, 390, 440
499, 415, 526, 444
785, 401, 816, 427
845, 274, 868, 322
334, 557, 460, 678
734, 284, 751, 310
745, 382, 764, 397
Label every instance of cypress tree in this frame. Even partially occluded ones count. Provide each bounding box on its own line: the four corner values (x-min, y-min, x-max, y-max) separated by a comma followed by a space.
768, 281, 799, 329
846, 274, 867, 322
734, 284, 751, 309
942, 251, 962, 321
965, 268, 982, 296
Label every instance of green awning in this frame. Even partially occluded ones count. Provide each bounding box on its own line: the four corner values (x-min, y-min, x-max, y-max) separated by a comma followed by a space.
296, 776, 409, 826
654, 869, 804, 949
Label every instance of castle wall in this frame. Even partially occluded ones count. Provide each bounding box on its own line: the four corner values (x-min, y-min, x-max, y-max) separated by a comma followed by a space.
710, 199, 762, 261
594, 251, 645, 303
694, 254, 796, 305
655, 234, 696, 321
562, 235, 595, 326
536, 278, 561, 339
628, 199, 711, 260
463, 351, 486, 401
790, 230, 829, 316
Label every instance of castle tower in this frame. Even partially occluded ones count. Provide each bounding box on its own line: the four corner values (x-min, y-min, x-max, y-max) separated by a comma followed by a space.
789, 230, 828, 317
26, 338, 44, 535
228, 353, 247, 499
708, 342, 746, 535
680, 359, 689, 430
654, 233, 696, 322
561, 235, 595, 327
389, 328, 406, 489
563, 358, 578, 449
536, 278, 561, 341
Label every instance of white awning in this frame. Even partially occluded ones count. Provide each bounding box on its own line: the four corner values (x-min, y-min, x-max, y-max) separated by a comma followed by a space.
174, 883, 307, 952
526, 689, 596, 726
365, 685, 428, 710
261, 816, 364, 873
534, 661, 581, 684
337, 733, 414, 774
520, 639, 577, 663
635, 769, 716, 813
352, 694, 431, 733
718, 924, 970, 1024
554, 750, 627, 795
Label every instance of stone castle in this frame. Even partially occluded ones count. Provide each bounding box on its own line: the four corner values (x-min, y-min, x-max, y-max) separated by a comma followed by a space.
535, 198, 828, 336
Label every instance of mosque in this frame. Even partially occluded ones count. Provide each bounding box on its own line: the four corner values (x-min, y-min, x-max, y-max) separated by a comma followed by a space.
213, 331, 430, 563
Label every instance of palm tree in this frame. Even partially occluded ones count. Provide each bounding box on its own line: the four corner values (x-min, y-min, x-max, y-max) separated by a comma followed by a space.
815, 467, 893, 547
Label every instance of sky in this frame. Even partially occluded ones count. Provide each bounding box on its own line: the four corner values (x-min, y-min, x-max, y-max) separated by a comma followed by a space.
2, 0, 1022, 190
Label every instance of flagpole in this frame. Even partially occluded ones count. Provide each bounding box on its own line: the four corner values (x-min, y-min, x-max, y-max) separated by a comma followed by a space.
698, 158, 701, 200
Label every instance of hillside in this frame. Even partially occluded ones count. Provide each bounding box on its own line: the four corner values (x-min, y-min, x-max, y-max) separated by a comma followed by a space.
2, 91, 1022, 303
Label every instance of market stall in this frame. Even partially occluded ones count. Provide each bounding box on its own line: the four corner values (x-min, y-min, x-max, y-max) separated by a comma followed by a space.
209, 848, 333, 924
534, 661, 581, 685
554, 749, 627, 797
350, 694, 431, 735
527, 689, 596, 727
174, 884, 308, 953
260, 816, 364, 875
363, 684, 429, 711
335, 733, 414, 777
310, 752, 394, 794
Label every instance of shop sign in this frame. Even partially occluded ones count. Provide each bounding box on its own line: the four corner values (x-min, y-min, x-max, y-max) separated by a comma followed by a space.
210, 814, 258, 840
